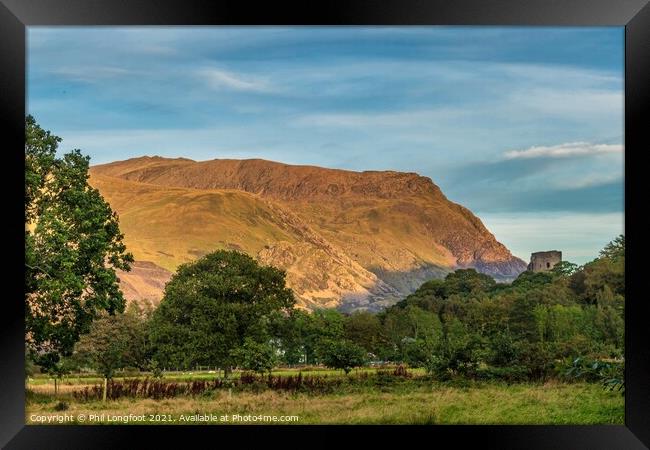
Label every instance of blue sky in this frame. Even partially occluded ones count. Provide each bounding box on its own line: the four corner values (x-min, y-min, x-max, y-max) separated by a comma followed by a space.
27, 27, 624, 265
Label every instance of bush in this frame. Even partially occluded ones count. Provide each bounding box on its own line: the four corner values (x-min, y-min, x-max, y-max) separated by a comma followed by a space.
317, 340, 368, 375
232, 338, 277, 375
561, 356, 624, 394
54, 401, 69, 411
475, 366, 528, 383
516, 342, 557, 381
425, 320, 480, 379
393, 364, 410, 378
487, 331, 521, 367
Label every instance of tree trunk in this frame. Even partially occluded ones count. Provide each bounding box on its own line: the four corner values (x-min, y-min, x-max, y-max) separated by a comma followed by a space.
224, 366, 231, 379
102, 377, 108, 402
54, 378, 58, 396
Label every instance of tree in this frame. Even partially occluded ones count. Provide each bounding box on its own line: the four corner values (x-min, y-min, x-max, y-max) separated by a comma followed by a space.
301, 309, 345, 365
317, 339, 368, 375
425, 319, 480, 379
25, 116, 133, 373
551, 261, 580, 277
442, 269, 496, 297
34, 352, 77, 397
344, 311, 382, 354
148, 250, 294, 377
73, 310, 147, 401
232, 338, 278, 374
600, 235, 625, 261
487, 329, 520, 367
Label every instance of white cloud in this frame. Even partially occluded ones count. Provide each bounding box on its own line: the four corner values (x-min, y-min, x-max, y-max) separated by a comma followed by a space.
198, 68, 273, 93
504, 142, 623, 160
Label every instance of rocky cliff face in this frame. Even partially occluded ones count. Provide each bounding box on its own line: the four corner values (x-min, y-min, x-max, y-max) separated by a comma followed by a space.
90, 156, 526, 311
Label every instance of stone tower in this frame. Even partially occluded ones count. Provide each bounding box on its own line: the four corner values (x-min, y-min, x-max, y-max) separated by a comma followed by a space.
528, 251, 562, 272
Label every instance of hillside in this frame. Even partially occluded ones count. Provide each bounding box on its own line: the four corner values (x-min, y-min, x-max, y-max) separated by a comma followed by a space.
89, 156, 526, 311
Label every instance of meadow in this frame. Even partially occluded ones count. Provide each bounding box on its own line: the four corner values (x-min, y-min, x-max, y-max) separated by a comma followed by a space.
25, 368, 623, 425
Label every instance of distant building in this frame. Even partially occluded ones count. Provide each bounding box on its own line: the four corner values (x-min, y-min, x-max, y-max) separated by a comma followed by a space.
528, 251, 562, 272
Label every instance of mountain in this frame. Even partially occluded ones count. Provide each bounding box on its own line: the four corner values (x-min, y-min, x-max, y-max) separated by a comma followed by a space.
89, 156, 527, 311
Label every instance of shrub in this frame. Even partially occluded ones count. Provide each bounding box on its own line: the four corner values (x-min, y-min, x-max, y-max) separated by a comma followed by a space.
475, 366, 528, 383
393, 364, 411, 378
317, 340, 368, 375
54, 401, 69, 411
562, 356, 624, 394
516, 342, 558, 381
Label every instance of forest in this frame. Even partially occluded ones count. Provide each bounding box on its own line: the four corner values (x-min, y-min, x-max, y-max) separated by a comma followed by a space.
29, 236, 624, 391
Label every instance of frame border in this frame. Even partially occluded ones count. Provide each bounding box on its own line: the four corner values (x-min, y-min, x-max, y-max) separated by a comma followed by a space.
2, 0, 648, 448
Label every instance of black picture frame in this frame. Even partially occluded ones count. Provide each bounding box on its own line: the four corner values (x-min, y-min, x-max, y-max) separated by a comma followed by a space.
1, 0, 648, 448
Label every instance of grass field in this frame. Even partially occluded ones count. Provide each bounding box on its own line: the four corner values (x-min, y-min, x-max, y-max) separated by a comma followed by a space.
25, 369, 623, 425
28, 367, 423, 387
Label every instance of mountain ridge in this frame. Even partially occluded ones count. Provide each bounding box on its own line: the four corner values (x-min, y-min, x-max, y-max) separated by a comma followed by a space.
89, 156, 527, 311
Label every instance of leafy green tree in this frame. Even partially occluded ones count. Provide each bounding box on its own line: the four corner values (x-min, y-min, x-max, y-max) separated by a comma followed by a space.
302, 309, 345, 364
32, 352, 77, 396
511, 270, 556, 290
487, 329, 520, 367
425, 319, 480, 378
148, 250, 294, 376
571, 236, 625, 302
441, 269, 496, 297
269, 309, 311, 365
600, 235, 624, 260
232, 337, 278, 374
73, 310, 147, 401
25, 116, 133, 372
551, 261, 580, 277
593, 287, 624, 349
317, 339, 368, 375
344, 311, 382, 354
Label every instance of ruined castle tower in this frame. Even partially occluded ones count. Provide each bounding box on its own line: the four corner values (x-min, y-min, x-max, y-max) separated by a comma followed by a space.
528, 251, 562, 272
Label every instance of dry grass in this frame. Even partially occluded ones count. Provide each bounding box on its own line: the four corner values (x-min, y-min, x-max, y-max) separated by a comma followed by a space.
26, 381, 623, 425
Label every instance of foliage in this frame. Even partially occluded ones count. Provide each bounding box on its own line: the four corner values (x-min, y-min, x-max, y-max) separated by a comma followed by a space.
424, 319, 480, 379
91, 235, 623, 387
344, 311, 382, 353
73, 310, 147, 380
317, 340, 368, 374
599, 234, 624, 260
232, 338, 278, 374
148, 250, 294, 373
373, 235, 623, 384
440, 269, 497, 297
551, 261, 579, 277
25, 115, 133, 372
563, 357, 624, 395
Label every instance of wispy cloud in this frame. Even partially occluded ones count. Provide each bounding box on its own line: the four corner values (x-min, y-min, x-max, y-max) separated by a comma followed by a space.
554, 173, 623, 190
509, 88, 622, 119
28, 26, 625, 257
51, 66, 133, 83
504, 142, 623, 160
293, 108, 463, 128
197, 67, 273, 93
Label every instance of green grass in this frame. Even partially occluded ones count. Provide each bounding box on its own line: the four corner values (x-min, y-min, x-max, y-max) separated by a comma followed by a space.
25, 373, 623, 425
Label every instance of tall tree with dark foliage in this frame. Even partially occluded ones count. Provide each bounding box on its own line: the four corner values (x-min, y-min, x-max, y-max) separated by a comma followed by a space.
25, 115, 133, 372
